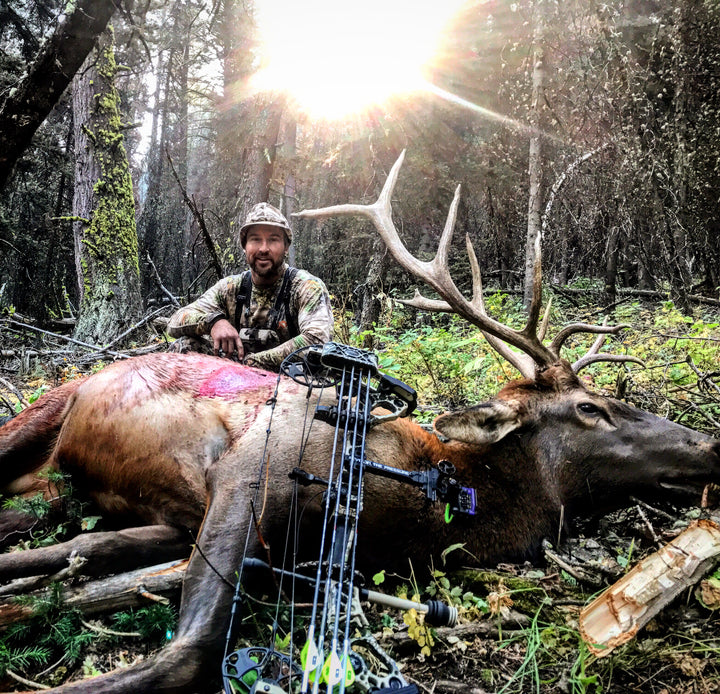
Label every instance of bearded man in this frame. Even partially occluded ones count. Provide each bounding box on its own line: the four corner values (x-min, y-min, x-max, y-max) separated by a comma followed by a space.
167, 203, 333, 371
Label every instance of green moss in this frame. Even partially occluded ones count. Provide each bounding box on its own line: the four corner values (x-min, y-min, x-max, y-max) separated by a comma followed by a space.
79, 26, 139, 280
75, 26, 141, 342
452, 569, 554, 614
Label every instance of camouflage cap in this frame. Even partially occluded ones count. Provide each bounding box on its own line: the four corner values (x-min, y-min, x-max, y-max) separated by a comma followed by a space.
239, 202, 292, 247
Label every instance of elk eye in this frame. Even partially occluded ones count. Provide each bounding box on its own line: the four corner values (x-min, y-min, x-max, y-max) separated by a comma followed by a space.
578, 402, 601, 415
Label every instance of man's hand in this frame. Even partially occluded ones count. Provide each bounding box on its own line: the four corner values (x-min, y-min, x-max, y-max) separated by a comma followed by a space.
210, 319, 244, 359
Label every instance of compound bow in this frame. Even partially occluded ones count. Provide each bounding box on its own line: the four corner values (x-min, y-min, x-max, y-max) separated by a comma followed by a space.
221, 342, 476, 694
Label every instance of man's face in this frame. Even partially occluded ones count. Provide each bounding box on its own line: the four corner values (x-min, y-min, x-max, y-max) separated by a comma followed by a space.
244, 224, 289, 285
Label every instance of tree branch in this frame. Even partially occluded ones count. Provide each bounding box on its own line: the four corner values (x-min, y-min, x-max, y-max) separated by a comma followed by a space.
166, 149, 224, 280
0, 0, 119, 188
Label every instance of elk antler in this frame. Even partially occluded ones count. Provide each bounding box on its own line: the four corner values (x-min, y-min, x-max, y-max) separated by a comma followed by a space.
295, 151, 642, 378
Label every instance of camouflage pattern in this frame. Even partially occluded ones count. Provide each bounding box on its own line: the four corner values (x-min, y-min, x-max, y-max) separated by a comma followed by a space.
167, 263, 333, 371
239, 202, 292, 247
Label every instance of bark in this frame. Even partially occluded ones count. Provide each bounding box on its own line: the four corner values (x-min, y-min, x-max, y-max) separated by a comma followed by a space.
580, 520, 720, 657
603, 227, 619, 303
282, 118, 298, 266
666, 0, 696, 312
216, 0, 285, 248
523, 9, 545, 310
72, 28, 143, 345
137, 48, 170, 292
357, 238, 390, 349
0, 560, 188, 627
0, 0, 118, 190
168, 0, 192, 290
233, 95, 285, 244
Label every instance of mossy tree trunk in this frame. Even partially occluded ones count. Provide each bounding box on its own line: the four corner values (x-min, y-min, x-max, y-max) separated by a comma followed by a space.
71, 27, 142, 345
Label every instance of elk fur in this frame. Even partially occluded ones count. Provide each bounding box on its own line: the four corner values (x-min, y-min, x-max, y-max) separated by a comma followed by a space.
0, 353, 719, 693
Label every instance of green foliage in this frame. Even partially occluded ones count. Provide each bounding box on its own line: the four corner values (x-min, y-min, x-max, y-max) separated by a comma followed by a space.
13, 384, 50, 414
0, 642, 51, 678
111, 604, 177, 642
615, 539, 635, 570
2, 492, 52, 520
6, 583, 96, 674
350, 302, 524, 409
425, 569, 489, 616
352, 294, 720, 432
1, 470, 103, 550
607, 303, 720, 434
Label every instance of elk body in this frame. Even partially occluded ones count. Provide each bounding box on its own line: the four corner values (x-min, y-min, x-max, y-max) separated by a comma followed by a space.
1, 353, 719, 693
1, 152, 718, 693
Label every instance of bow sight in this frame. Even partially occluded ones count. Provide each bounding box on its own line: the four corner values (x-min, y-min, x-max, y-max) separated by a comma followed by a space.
222, 343, 476, 694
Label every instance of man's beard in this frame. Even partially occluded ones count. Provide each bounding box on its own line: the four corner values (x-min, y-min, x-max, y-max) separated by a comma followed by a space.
249, 255, 284, 281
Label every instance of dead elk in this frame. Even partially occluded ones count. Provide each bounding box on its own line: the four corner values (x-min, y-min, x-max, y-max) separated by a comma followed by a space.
0, 159, 717, 693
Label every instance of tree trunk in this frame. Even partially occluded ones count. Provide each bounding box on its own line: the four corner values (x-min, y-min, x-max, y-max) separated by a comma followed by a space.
282, 118, 298, 266
169, 1, 192, 291
603, 226, 620, 303
233, 95, 285, 245
357, 238, 390, 349
137, 48, 169, 295
0, 0, 117, 190
0, 560, 187, 627
666, 0, 696, 312
72, 28, 143, 345
523, 10, 545, 309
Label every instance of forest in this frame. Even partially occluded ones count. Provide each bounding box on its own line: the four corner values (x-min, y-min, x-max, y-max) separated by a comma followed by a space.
1, 0, 719, 336
2, 0, 720, 692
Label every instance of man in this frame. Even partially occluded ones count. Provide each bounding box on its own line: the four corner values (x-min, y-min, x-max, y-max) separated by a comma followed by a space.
167, 202, 333, 371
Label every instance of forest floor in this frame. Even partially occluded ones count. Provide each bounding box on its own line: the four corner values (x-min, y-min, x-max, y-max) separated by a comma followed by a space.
1, 297, 720, 693
2, 498, 718, 693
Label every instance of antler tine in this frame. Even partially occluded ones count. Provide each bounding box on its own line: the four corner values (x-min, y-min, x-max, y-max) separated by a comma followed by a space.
401, 235, 490, 318
296, 150, 434, 287
559, 318, 645, 374
573, 353, 645, 374
463, 233, 536, 378
401, 285, 535, 376
295, 151, 558, 373
398, 289, 451, 312
538, 297, 552, 342
550, 322, 631, 354
583, 317, 611, 359
465, 233, 484, 307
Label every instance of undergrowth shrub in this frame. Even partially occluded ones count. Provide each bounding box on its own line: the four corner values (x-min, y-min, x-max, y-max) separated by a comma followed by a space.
342, 293, 720, 432
3, 583, 96, 679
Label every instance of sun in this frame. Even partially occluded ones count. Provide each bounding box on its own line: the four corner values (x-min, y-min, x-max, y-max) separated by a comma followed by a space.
252, 0, 468, 120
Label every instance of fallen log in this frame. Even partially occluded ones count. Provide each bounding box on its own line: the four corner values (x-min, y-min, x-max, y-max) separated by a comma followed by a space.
0, 559, 188, 627
579, 519, 720, 656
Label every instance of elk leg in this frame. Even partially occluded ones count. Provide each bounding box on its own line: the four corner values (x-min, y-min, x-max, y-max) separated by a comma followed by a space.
0, 525, 191, 582
34, 447, 261, 693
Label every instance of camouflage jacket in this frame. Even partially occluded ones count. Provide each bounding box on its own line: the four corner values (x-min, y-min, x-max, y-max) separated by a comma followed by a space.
167, 264, 333, 370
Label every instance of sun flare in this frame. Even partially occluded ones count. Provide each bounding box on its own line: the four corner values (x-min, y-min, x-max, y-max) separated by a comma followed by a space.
253, 0, 468, 119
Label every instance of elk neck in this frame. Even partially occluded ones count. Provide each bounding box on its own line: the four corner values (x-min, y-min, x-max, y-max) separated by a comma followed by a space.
359, 418, 562, 569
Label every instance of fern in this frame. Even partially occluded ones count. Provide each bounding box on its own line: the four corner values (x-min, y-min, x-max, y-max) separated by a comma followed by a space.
0, 643, 51, 675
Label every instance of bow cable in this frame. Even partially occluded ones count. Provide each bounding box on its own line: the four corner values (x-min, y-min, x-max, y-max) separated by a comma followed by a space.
222, 343, 471, 694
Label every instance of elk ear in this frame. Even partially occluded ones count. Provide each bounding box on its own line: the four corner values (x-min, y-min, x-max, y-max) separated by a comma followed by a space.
434, 400, 522, 445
